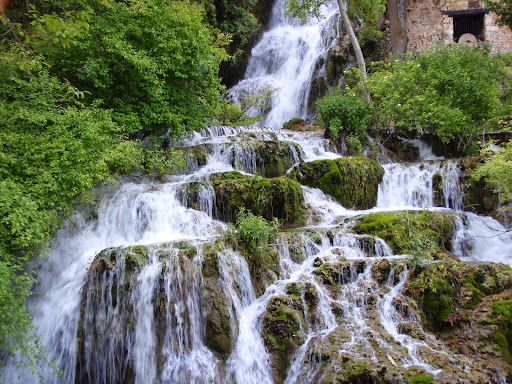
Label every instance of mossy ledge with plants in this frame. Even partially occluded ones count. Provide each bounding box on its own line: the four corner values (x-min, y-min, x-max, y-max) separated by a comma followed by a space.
288, 156, 384, 210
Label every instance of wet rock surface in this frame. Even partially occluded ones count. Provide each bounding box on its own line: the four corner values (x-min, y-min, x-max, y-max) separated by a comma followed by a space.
288, 157, 384, 209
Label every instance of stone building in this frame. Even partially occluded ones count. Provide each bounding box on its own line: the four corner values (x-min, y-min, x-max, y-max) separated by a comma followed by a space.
391, 0, 512, 54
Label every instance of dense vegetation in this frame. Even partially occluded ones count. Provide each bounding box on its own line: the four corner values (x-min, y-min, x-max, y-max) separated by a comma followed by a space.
0, 0, 266, 371
318, 44, 512, 154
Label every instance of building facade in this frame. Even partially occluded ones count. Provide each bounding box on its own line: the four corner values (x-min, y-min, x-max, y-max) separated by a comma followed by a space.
406, 0, 512, 53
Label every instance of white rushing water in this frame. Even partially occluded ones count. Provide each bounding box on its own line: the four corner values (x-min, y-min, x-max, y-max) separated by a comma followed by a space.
377, 162, 463, 210
453, 212, 512, 267
228, 0, 339, 129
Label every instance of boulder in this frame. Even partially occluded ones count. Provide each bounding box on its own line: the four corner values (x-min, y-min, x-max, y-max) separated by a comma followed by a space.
288, 157, 384, 209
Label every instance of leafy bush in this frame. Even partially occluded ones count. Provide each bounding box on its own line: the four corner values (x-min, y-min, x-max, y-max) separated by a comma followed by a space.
228, 208, 279, 263
472, 140, 512, 211
367, 44, 510, 150
317, 93, 370, 141
345, 135, 363, 154
48, 0, 228, 136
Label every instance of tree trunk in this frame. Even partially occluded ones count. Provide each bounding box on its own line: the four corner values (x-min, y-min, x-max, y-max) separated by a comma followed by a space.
336, 0, 370, 101
388, 0, 408, 58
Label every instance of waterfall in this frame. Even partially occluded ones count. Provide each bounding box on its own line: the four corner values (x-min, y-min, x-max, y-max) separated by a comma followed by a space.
453, 212, 512, 266
377, 161, 463, 210
4, 0, 512, 381
228, 0, 339, 129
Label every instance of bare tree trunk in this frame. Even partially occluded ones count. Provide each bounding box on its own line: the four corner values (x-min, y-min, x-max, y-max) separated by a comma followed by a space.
388, 0, 408, 58
336, 0, 370, 101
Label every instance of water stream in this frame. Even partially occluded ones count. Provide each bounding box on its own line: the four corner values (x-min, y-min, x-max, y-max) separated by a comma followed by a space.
3, 0, 512, 382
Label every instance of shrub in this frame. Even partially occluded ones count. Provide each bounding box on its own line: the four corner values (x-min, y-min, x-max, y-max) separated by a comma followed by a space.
317, 93, 370, 141
472, 140, 512, 211
229, 208, 279, 263
345, 134, 363, 154
367, 44, 510, 151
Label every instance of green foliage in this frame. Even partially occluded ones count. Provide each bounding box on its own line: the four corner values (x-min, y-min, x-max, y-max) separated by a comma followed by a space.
215, 86, 276, 126
0, 1, 196, 371
205, 0, 259, 57
472, 140, 512, 212
46, 0, 228, 136
317, 93, 370, 141
230, 208, 279, 263
345, 134, 363, 154
407, 263, 457, 328
285, 0, 385, 41
483, 0, 512, 30
366, 44, 509, 150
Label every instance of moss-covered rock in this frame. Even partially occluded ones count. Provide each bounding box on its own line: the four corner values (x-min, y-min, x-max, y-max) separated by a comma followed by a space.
182, 144, 209, 170
408, 374, 434, 384
288, 157, 384, 209
405, 261, 512, 331
211, 172, 305, 226
432, 172, 444, 207
352, 211, 454, 255
253, 140, 302, 178
78, 242, 209, 383
313, 260, 367, 287
181, 140, 301, 178
247, 245, 282, 297
283, 117, 306, 131
199, 242, 237, 358
263, 295, 308, 383
486, 296, 512, 364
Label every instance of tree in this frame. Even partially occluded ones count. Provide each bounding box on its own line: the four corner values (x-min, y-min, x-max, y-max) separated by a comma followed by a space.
484, 0, 512, 30
47, 0, 229, 137
285, 0, 385, 100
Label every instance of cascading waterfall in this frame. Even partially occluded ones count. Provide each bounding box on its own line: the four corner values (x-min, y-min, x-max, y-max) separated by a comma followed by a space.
228, 0, 339, 129
453, 212, 512, 267
377, 161, 463, 210
4, 0, 512, 382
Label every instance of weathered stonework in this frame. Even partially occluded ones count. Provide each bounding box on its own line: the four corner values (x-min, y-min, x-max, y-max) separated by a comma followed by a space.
406, 0, 512, 54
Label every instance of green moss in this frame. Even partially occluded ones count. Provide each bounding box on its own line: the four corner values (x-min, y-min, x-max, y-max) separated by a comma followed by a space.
283, 117, 306, 130
407, 262, 512, 332
462, 281, 483, 309
173, 240, 198, 259
289, 157, 384, 209
212, 173, 305, 226
405, 262, 458, 329
211, 171, 246, 182
313, 263, 335, 285
263, 296, 306, 382
489, 299, 512, 363
344, 362, 368, 380
408, 374, 434, 384
352, 211, 454, 255
432, 172, 444, 207
494, 332, 512, 363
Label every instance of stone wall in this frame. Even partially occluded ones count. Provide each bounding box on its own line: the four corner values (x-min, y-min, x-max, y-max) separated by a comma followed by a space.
405, 0, 512, 54
406, 0, 446, 52
484, 12, 512, 53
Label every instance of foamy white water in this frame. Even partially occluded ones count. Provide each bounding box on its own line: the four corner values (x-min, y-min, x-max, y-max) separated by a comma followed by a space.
228, 0, 339, 129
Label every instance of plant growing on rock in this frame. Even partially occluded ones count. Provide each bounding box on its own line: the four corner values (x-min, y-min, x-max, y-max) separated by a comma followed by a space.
226, 207, 279, 264
472, 140, 512, 219
366, 44, 509, 152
